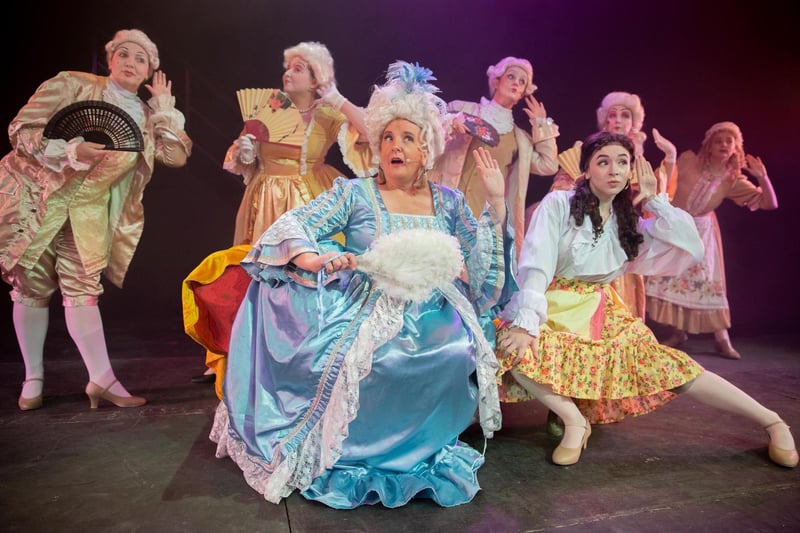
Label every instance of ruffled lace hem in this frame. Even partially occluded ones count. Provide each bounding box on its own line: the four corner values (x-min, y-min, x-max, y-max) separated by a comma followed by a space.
300, 441, 484, 509
210, 290, 406, 504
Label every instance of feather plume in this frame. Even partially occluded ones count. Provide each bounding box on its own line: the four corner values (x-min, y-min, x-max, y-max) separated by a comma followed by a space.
357, 229, 464, 303
385, 61, 440, 95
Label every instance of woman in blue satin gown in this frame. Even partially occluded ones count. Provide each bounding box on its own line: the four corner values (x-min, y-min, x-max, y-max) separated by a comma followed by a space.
209, 61, 516, 508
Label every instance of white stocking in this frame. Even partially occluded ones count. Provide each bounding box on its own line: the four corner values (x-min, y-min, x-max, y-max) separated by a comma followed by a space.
64, 305, 132, 397
683, 371, 794, 449
13, 303, 48, 398
511, 370, 587, 448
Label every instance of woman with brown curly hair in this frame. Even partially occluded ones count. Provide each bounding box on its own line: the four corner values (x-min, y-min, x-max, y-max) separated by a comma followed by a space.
496, 131, 796, 469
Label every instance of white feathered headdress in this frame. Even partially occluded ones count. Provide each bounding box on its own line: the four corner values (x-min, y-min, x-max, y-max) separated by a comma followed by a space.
365, 61, 448, 170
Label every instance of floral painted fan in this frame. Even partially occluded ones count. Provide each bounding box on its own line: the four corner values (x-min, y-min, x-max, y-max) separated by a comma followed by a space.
236, 88, 305, 146
462, 113, 500, 147
43, 100, 144, 151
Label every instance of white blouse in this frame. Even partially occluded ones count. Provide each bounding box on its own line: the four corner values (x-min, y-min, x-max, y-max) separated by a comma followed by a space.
501, 191, 703, 336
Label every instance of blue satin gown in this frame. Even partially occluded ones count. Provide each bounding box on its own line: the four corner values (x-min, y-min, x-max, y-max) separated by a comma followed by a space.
210, 177, 514, 508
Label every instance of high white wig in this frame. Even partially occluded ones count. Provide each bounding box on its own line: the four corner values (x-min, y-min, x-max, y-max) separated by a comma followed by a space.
365, 61, 448, 170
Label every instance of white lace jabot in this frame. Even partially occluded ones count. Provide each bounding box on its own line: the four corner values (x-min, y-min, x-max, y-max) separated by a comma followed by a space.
477, 97, 514, 134
102, 79, 146, 128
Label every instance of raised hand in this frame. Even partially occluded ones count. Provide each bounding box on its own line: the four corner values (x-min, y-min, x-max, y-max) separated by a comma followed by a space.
473, 147, 504, 202
632, 156, 657, 206
652, 128, 677, 162
745, 154, 767, 179
522, 95, 547, 124
144, 71, 172, 99
317, 82, 347, 110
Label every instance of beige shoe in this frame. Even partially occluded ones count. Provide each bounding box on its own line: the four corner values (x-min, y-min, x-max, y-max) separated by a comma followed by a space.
85, 380, 146, 409
764, 420, 798, 468
552, 418, 591, 466
18, 378, 44, 411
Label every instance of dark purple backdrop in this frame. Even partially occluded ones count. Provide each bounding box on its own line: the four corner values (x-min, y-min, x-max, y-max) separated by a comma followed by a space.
1, 0, 798, 345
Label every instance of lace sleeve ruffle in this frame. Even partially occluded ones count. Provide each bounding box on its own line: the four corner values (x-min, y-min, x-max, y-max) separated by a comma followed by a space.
41, 137, 90, 172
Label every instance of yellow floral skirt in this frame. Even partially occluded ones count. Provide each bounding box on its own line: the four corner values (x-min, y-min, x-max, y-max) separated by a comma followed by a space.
497, 277, 704, 424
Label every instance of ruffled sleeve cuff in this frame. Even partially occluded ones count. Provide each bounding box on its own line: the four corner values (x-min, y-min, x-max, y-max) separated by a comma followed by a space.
500, 290, 545, 337
42, 137, 90, 172
242, 213, 319, 273
629, 194, 704, 275
148, 95, 186, 131
336, 119, 375, 177
466, 201, 513, 312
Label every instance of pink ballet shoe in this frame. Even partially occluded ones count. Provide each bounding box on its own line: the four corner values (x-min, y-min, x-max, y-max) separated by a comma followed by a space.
18, 378, 43, 411
764, 420, 798, 468
714, 339, 741, 360
85, 380, 146, 409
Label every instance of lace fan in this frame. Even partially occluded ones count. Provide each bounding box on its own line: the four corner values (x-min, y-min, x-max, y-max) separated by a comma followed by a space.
236, 88, 305, 146
43, 100, 144, 151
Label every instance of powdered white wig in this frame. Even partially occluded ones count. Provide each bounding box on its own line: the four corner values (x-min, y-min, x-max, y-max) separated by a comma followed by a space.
596, 91, 645, 133
486, 56, 535, 97
365, 61, 448, 170
105, 29, 160, 76
283, 41, 335, 87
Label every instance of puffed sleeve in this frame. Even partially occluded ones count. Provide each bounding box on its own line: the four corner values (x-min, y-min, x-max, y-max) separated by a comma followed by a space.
8, 72, 82, 171
148, 94, 192, 167
727, 174, 763, 211
625, 193, 704, 275
242, 177, 356, 271
318, 106, 374, 177
500, 191, 567, 336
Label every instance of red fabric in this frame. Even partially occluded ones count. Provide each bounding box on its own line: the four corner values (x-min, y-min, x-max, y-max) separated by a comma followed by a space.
189, 266, 251, 354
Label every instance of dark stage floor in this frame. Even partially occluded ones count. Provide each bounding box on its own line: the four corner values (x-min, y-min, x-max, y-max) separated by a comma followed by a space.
1, 318, 798, 532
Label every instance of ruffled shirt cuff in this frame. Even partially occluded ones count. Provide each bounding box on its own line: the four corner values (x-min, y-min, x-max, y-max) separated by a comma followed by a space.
148, 94, 186, 130
500, 289, 546, 337
42, 137, 90, 172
